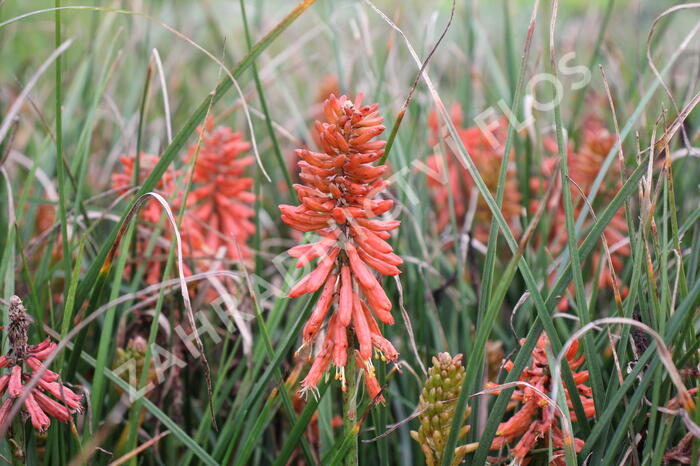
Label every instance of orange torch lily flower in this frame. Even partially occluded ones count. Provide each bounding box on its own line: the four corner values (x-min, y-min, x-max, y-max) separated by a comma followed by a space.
183, 116, 255, 264
111, 117, 254, 290
426, 104, 521, 243
111, 152, 187, 285
532, 117, 630, 310
280, 94, 401, 401
488, 333, 595, 464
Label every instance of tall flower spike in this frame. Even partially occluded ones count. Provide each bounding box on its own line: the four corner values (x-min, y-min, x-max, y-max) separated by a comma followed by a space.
0, 296, 83, 433
426, 105, 521, 243
281, 94, 401, 401
532, 116, 630, 310
111, 153, 187, 285
410, 353, 475, 466
488, 333, 595, 465
111, 153, 180, 224
183, 116, 255, 264
112, 117, 255, 289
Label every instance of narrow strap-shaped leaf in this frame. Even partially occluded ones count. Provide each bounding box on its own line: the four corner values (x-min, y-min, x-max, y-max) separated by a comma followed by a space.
273, 381, 329, 466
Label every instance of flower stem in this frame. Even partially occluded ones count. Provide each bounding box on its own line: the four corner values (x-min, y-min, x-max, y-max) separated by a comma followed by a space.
343, 353, 357, 466
9, 410, 25, 466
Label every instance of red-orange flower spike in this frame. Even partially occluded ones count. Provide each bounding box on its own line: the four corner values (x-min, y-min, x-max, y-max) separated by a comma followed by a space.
111, 153, 188, 285
111, 117, 255, 290
184, 116, 255, 262
426, 105, 521, 243
533, 117, 630, 310
282, 94, 400, 400
111, 153, 180, 224
489, 333, 594, 464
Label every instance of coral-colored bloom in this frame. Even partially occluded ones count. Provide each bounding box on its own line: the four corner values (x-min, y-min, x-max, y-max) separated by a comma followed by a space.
183, 116, 255, 264
281, 94, 401, 400
531, 117, 630, 309
310, 75, 342, 152
426, 105, 521, 242
112, 153, 185, 285
1, 296, 83, 433
488, 334, 594, 464
111, 153, 179, 224
111, 117, 255, 288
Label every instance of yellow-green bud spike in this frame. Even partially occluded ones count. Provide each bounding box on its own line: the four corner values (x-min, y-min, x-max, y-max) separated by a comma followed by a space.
410, 353, 471, 466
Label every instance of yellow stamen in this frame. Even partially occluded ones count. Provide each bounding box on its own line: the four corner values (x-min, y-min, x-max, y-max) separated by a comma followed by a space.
365, 359, 375, 377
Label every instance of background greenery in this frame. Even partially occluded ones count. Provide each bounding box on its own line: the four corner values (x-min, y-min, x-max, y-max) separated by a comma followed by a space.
0, 0, 698, 464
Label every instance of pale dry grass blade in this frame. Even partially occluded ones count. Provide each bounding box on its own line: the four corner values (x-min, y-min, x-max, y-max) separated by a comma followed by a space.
550, 317, 696, 419
151, 48, 173, 144
0, 39, 73, 146
393, 275, 427, 376
107, 430, 171, 466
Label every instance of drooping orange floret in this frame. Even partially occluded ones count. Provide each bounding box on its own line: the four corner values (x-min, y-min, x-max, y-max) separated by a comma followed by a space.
531, 117, 630, 310
183, 116, 256, 264
488, 334, 595, 465
280, 94, 401, 401
426, 104, 521, 243
310, 75, 342, 151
